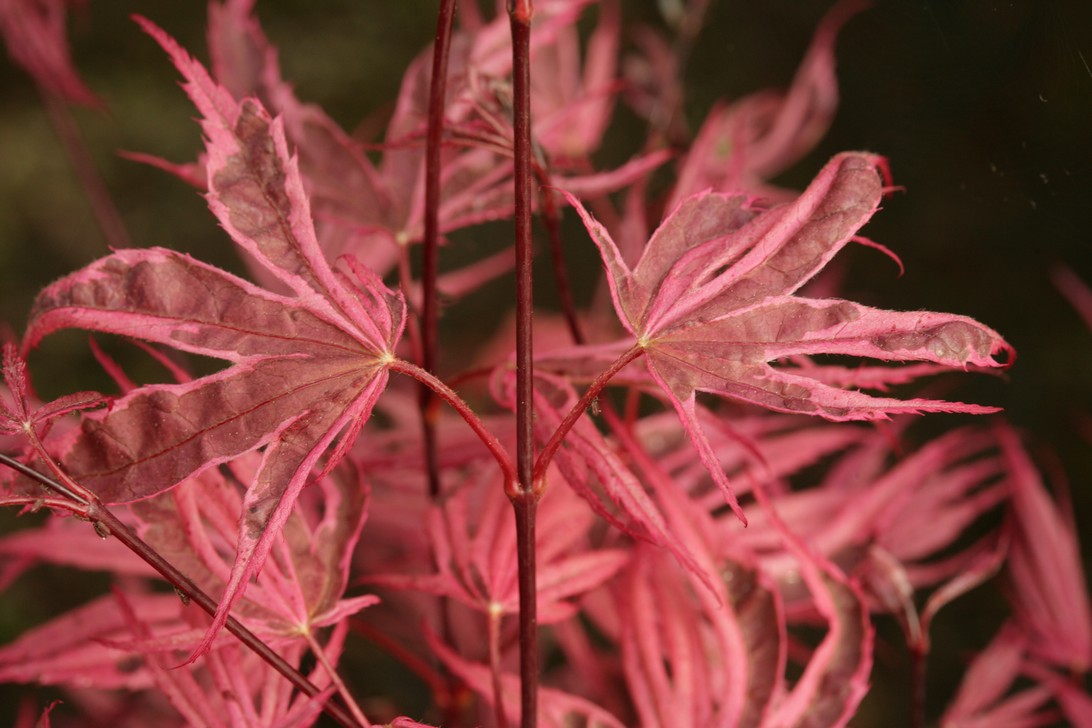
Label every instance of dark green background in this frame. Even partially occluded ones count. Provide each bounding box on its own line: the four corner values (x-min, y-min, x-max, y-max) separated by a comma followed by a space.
1, 1, 1090, 725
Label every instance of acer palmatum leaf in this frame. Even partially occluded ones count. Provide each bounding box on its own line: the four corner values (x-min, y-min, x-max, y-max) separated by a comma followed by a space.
0, 591, 185, 689
756, 494, 873, 728
22, 18, 404, 661
566, 152, 1012, 522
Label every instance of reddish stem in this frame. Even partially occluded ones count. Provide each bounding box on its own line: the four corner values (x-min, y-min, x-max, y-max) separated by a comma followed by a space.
389, 358, 517, 486
534, 165, 585, 346
508, 0, 538, 724
532, 345, 644, 486
420, 0, 458, 500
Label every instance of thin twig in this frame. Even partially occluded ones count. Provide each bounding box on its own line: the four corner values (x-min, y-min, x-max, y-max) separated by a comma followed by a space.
421, 0, 459, 500
389, 358, 517, 486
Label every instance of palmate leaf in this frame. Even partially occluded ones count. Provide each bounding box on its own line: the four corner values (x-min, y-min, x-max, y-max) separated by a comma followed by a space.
565, 152, 1013, 522
22, 19, 403, 659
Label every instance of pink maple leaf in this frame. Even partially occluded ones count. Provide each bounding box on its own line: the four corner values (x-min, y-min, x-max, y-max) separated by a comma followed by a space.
21, 18, 404, 660
565, 152, 1013, 521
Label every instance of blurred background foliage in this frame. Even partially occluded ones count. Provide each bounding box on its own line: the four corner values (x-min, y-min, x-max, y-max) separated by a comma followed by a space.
1, 1, 1090, 725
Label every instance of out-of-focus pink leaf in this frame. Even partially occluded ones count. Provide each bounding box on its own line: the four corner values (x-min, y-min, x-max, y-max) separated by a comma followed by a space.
670, 0, 868, 205
0, 0, 99, 105
1054, 265, 1092, 332
1024, 660, 1092, 728
34, 700, 61, 728
22, 19, 403, 660
530, 0, 620, 161
1000, 423, 1092, 673
567, 153, 1012, 522
0, 591, 182, 688
940, 622, 1057, 728
528, 371, 709, 588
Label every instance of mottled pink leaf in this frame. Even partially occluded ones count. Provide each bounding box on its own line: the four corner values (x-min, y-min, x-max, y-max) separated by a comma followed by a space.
567, 152, 1012, 522
22, 20, 404, 660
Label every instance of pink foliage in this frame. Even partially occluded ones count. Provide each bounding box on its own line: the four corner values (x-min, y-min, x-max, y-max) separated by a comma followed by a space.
0, 2, 1088, 728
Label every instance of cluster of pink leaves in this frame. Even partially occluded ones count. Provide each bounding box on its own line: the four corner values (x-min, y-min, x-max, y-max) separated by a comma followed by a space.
1, 1, 1090, 726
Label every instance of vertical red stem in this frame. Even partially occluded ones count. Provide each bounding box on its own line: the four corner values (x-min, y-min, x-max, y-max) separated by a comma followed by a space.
422, 6, 461, 720
421, 0, 458, 499
508, 0, 538, 725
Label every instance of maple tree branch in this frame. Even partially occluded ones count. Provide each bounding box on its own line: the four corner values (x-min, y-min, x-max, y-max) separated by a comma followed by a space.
420, 4, 463, 717
389, 358, 517, 485
533, 345, 644, 486
420, 0, 458, 502
0, 453, 363, 728
508, 0, 538, 725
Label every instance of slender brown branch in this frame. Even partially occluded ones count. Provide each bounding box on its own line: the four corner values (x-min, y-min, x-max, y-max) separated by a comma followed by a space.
508, 0, 538, 725
0, 453, 363, 728
533, 165, 585, 346
420, 0, 459, 500
511, 491, 537, 727
420, 6, 462, 719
